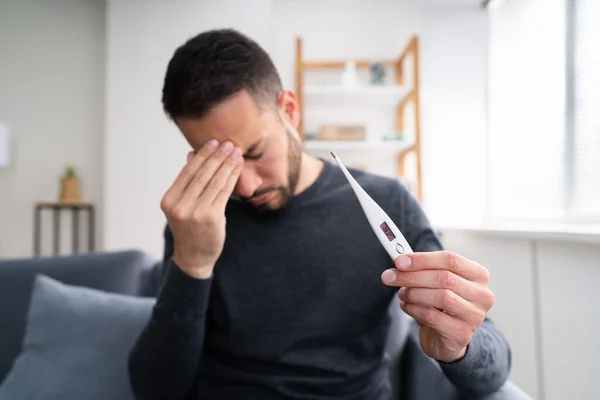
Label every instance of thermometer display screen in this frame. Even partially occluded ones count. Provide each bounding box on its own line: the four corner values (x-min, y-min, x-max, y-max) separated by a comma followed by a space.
379, 221, 396, 242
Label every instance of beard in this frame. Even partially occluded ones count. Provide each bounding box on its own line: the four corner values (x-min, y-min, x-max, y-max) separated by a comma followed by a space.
244, 127, 303, 213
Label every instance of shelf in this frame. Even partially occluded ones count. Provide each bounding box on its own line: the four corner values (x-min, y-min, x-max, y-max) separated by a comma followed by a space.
304, 140, 413, 152
303, 85, 412, 108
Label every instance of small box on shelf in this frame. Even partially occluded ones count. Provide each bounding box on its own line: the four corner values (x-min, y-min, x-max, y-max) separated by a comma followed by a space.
318, 124, 366, 141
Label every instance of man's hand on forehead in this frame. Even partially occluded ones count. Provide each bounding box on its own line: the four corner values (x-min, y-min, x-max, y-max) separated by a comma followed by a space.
162, 139, 244, 279
191, 138, 263, 160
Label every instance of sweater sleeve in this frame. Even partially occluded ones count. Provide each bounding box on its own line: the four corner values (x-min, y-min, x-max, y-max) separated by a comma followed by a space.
438, 319, 512, 396
128, 225, 213, 400
396, 182, 512, 396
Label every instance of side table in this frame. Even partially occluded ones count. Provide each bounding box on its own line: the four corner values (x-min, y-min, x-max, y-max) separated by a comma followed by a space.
33, 202, 95, 257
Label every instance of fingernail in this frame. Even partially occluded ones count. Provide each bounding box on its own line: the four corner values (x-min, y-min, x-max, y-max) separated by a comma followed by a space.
206, 140, 218, 150
381, 269, 397, 284
221, 141, 233, 152
231, 147, 242, 158
396, 255, 412, 269
398, 287, 406, 298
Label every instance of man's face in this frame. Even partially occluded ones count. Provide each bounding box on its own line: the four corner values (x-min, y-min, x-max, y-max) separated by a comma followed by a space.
176, 90, 303, 212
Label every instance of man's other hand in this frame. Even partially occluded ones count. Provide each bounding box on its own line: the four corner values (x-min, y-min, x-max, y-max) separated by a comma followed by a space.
381, 251, 495, 363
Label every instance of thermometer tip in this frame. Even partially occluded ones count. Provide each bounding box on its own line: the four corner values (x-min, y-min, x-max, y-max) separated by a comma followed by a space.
330, 151, 337, 159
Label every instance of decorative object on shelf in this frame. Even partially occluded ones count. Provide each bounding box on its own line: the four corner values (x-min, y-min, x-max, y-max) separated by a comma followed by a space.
304, 131, 319, 141
318, 124, 366, 141
370, 62, 386, 84
59, 165, 80, 203
341, 61, 360, 88
382, 132, 405, 141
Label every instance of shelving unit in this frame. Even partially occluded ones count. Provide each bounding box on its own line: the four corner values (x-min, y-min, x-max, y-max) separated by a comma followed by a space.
295, 35, 423, 202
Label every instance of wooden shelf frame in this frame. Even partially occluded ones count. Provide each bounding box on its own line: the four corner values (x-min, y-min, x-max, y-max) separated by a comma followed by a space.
295, 35, 423, 202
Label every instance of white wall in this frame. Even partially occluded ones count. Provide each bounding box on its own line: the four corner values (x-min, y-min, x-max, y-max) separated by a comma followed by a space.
0, 0, 106, 258
441, 229, 600, 400
536, 240, 599, 400
420, 3, 489, 227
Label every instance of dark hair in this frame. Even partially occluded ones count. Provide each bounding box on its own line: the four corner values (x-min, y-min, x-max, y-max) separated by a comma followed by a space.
161, 28, 283, 121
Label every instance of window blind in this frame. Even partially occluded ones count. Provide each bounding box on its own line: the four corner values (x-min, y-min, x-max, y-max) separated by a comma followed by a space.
571, 0, 600, 219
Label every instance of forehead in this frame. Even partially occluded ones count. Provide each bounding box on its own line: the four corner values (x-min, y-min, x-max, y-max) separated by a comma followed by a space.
176, 90, 272, 151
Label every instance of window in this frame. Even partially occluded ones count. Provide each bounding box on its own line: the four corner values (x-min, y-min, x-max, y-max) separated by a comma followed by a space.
569, 0, 600, 220
485, 0, 600, 224
486, 0, 566, 222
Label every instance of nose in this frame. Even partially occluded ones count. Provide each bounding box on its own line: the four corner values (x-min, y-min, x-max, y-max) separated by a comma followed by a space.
235, 164, 262, 199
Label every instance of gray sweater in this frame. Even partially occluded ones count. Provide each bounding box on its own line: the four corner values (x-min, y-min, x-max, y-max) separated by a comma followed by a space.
128, 160, 511, 399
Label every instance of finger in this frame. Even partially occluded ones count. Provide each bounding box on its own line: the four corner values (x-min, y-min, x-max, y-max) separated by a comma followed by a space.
382, 268, 489, 305
167, 140, 219, 200
398, 287, 486, 326
161, 141, 220, 218
213, 155, 244, 209
395, 251, 489, 284
180, 141, 235, 206
197, 146, 243, 206
399, 301, 472, 348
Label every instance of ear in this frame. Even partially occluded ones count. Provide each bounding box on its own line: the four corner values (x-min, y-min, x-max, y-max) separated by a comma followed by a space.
277, 90, 300, 130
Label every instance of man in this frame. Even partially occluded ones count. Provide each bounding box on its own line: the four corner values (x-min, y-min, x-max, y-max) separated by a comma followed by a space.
128, 29, 511, 400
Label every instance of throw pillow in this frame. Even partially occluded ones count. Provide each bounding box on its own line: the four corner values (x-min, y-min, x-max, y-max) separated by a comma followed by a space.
0, 274, 155, 400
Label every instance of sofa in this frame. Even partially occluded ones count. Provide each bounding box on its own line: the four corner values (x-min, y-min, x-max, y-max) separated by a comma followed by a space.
0, 250, 533, 400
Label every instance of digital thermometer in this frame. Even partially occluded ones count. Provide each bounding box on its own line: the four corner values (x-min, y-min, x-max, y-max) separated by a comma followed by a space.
330, 152, 413, 261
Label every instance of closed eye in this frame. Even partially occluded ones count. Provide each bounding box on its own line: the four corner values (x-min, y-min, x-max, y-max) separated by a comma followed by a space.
244, 152, 264, 161
243, 138, 266, 161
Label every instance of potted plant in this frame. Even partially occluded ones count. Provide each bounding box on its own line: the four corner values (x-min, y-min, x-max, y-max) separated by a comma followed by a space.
59, 165, 80, 203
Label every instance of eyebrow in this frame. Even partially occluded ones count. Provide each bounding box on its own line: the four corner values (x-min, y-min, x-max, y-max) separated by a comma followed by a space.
243, 139, 263, 157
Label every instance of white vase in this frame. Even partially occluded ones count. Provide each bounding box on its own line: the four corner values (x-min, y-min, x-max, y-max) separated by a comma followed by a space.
341, 61, 360, 88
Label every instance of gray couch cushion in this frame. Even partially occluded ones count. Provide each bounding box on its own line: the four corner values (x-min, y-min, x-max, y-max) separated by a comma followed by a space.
0, 274, 155, 400
0, 250, 157, 383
